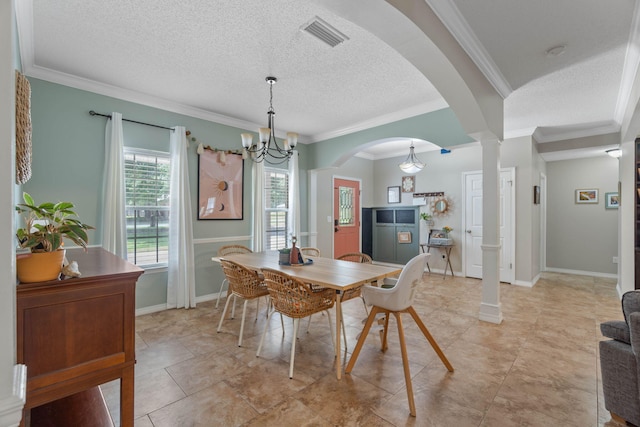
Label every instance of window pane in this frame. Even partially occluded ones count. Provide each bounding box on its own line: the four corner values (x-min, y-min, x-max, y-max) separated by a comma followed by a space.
339, 186, 355, 226
125, 149, 170, 266
264, 169, 289, 250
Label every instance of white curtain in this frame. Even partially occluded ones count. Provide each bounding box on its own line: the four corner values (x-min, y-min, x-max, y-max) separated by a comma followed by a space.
287, 150, 300, 245
102, 112, 127, 258
251, 160, 265, 252
167, 126, 196, 309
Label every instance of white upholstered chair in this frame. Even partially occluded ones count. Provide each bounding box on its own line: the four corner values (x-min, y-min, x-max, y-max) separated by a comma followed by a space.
345, 253, 454, 417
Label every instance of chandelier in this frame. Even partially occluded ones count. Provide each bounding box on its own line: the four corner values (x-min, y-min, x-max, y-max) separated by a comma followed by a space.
398, 142, 425, 173
241, 77, 298, 163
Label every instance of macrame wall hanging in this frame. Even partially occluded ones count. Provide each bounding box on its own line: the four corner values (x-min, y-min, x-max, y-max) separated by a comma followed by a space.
15, 70, 32, 184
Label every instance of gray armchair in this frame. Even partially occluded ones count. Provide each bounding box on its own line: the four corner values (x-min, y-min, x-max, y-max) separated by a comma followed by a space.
600, 290, 640, 425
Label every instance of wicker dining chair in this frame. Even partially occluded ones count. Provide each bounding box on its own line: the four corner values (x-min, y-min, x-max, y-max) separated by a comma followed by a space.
216, 245, 253, 308
336, 252, 372, 315
257, 268, 336, 379
300, 247, 321, 257
217, 259, 270, 347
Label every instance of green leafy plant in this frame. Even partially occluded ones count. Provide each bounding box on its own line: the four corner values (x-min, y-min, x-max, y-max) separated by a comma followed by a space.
419, 212, 432, 221
16, 192, 94, 253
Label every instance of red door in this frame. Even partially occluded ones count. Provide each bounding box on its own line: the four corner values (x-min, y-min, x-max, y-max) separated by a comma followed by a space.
333, 178, 360, 258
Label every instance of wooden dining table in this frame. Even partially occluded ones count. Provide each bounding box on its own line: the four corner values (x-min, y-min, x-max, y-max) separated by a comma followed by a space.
212, 251, 402, 379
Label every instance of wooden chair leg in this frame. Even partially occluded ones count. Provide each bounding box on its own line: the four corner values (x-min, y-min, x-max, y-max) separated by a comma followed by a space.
381, 311, 390, 352
394, 312, 416, 417
609, 412, 626, 425
345, 306, 381, 374
407, 306, 453, 372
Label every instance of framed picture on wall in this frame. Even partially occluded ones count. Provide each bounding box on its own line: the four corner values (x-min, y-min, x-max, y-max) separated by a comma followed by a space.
198, 150, 244, 219
575, 188, 598, 204
605, 192, 619, 209
401, 176, 415, 193
387, 186, 400, 204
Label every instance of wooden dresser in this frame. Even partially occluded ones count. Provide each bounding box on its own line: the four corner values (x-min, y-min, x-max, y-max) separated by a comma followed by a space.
16, 247, 143, 427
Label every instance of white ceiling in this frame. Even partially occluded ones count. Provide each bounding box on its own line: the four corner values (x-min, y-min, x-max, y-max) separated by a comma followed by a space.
17, 0, 640, 162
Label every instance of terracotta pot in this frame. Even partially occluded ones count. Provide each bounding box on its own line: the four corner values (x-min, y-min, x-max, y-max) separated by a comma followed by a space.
16, 249, 66, 283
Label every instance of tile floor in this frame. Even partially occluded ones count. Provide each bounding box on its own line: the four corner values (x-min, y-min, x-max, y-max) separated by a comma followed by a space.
102, 271, 627, 426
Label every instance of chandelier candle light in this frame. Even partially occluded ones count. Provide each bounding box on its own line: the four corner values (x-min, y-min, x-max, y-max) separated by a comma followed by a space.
399, 142, 425, 173
241, 77, 298, 163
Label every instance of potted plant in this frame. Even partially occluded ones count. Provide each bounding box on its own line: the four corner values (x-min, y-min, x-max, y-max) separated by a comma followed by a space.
420, 212, 434, 226
15, 192, 94, 283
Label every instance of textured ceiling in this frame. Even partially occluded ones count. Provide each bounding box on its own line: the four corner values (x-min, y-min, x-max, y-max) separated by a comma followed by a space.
18, 0, 639, 161
30, 0, 441, 141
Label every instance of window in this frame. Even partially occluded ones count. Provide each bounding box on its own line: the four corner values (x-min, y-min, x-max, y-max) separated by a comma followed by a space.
124, 148, 170, 266
264, 169, 289, 250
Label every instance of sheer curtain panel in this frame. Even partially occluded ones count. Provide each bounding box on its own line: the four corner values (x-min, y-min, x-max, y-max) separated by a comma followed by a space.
102, 112, 127, 258
252, 160, 265, 252
167, 126, 196, 309
287, 150, 300, 244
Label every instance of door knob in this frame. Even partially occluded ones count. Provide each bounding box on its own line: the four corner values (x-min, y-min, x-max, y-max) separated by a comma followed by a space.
466, 230, 472, 233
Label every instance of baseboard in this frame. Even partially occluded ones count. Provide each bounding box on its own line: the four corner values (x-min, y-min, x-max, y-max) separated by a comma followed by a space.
195, 293, 218, 303
135, 303, 168, 316
512, 273, 539, 287
135, 293, 221, 316
0, 364, 26, 427
544, 267, 617, 279
479, 302, 503, 324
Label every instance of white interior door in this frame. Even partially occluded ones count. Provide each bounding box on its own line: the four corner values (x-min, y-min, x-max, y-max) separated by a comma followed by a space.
463, 169, 515, 283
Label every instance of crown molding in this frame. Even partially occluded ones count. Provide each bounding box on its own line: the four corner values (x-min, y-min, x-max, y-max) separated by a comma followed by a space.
26, 65, 287, 137
15, 0, 34, 71
309, 98, 448, 143
614, 0, 640, 124
14, 1, 308, 142
425, 0, 512, 98
533, 121, 620, 143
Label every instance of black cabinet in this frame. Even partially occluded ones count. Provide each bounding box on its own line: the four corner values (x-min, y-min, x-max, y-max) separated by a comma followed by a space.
371, 206, 419, 264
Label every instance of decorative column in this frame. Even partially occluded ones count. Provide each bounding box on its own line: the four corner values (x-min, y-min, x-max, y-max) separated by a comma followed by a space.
479, 138, 503, 324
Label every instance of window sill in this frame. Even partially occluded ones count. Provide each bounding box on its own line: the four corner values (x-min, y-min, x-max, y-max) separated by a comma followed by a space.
137, 264, 168, 273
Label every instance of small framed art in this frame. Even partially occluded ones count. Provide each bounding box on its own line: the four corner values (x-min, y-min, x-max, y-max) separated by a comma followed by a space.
402, 176, 415, 193
605, 192, 619, 209
575, 189, 598, 204
387, 186, 400, 204
397, 231, 412, 243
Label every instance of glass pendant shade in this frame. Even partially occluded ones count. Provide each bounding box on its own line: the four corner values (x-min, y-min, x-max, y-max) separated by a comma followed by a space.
258, 128, 271, 144
398, 143, 425, 173
286, 132, 298, 150
241, 133, 253, 148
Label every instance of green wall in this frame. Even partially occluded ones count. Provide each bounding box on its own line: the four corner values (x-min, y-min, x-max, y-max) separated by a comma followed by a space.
25, 78, 310, 309
25, 77, 619, 310
309, 108, 473, 168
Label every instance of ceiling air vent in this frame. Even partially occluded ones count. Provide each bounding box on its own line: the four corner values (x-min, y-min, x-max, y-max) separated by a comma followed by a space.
301, 17, 349, 48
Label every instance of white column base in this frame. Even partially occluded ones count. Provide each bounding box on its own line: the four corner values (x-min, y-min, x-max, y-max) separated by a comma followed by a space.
479, 302, 503, 324
0, 364, 26, 427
